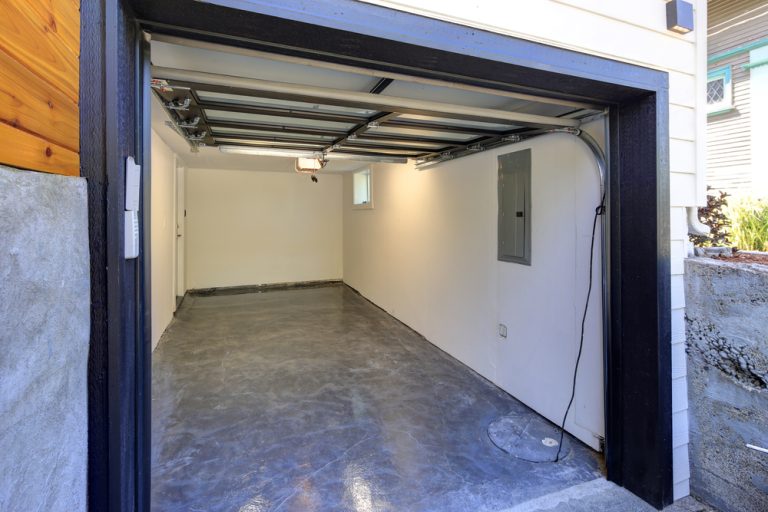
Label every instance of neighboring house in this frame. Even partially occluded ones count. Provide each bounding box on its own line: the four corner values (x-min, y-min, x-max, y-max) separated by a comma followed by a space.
707, 0, 768, 197
0, 1, 709, 511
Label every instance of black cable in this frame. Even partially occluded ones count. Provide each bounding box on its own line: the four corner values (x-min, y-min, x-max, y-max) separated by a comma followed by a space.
554, 193, 606, 462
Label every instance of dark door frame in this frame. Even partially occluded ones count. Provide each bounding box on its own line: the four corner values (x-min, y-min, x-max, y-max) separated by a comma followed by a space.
82, 0, 672, 510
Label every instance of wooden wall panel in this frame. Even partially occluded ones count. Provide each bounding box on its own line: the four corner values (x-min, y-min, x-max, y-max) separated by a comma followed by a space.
0, 121, 79, 176
26, 0, 81, 56
0, 0, 80, 175
0, 1, 79, 101
0, 49, 79, 152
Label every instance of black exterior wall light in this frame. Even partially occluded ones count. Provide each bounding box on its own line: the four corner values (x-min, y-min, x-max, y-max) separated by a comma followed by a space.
667, 0, 694, 34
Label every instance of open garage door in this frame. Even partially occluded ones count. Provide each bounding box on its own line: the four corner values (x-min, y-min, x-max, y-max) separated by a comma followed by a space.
85, 2, 674, 509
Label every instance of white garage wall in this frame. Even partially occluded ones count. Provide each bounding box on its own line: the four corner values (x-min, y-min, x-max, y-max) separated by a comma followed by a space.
344, 128, 605, 450
151, 130, 179, 351
360, 0, 705, 498
185, 167, 343, 290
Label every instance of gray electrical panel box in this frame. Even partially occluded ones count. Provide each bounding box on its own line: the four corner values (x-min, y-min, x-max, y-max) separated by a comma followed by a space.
498, 149, 531, 265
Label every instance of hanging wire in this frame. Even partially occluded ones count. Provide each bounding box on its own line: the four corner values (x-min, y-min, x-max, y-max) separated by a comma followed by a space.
554, 192, 606, 462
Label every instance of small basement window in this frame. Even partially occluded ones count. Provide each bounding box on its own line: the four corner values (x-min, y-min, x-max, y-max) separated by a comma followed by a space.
353, 168, 373, 209
707, 66, 733, 115
498, 149, 531, 265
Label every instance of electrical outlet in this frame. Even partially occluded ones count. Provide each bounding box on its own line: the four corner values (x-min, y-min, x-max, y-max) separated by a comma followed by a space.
498, 323, 508, 339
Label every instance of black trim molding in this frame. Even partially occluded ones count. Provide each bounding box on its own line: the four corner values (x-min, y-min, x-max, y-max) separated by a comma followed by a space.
82, 1, 674, 509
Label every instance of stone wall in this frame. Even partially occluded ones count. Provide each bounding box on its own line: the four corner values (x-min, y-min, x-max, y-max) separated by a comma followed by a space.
0, 165, 89, 510
685, 257, 768, 512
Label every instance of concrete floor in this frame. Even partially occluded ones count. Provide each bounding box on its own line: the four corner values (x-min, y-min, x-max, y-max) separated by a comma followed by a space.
497, 479, 716, 512
151, 285, 604, 512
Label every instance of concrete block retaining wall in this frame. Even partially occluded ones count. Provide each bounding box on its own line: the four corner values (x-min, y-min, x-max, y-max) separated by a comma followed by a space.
685, 257, 768, 512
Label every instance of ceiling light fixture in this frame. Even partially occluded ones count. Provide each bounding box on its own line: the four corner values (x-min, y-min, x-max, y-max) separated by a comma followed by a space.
295, 156, 327, 175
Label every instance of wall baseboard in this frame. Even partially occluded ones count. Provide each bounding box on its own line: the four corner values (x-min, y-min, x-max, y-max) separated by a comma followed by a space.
187, 279, 343, 297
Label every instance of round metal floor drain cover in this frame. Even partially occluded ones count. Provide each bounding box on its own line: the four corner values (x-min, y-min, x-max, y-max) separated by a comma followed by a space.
488, 411, 571, 462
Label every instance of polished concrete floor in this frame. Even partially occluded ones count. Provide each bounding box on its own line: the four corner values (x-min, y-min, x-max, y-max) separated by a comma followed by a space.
152, 285, 603, 512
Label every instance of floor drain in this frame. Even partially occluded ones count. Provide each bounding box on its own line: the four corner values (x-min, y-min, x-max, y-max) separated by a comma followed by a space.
488, 411, 571, 462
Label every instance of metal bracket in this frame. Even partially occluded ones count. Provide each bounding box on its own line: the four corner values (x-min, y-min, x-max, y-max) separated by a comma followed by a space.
177, 116, 201, 129
186, 130, 208, 142
165, 98, 191, 111
551, 127, 581, 136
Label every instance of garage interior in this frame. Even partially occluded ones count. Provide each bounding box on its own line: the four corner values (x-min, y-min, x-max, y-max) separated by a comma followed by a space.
148, 35, 612, 511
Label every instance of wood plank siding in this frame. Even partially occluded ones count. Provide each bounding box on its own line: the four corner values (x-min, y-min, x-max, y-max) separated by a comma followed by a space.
707, 0, 768, 194
0, 0, 80, 176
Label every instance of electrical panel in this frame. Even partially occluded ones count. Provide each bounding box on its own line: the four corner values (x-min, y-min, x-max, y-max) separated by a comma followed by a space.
498, 149, 531, 265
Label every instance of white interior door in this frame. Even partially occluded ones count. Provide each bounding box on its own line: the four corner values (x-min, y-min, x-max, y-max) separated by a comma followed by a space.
175, 165, 186, 298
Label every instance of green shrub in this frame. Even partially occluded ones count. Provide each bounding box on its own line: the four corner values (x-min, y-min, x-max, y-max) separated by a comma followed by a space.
690, 188, 731, 247
729, 197, 768, 251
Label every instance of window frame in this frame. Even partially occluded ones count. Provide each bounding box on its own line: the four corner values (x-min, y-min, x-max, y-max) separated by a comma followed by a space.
707, 65, 733, 116
351, 167, 374, 209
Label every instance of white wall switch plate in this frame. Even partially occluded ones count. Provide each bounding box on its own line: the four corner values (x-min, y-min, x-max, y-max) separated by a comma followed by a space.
498, 323, 508, 338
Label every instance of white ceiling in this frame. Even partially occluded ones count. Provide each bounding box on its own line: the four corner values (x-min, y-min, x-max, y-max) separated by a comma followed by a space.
151, 41, 380, 91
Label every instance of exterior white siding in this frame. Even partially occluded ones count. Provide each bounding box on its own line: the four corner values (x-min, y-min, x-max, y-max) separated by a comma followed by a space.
362, 0, 706, 500
707, 0, 768, 196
